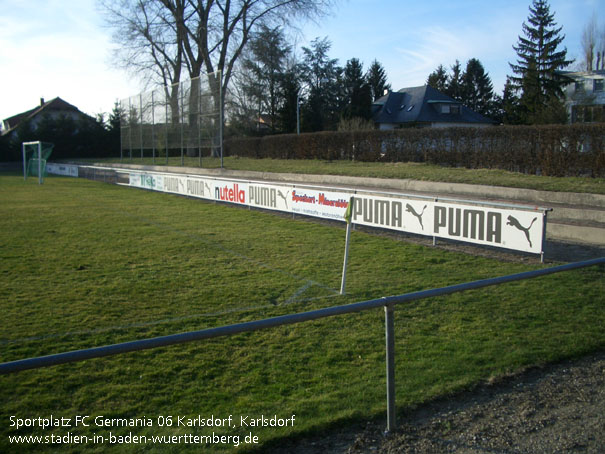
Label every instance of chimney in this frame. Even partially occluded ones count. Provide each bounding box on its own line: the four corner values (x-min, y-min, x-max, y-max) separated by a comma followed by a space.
40, 98, 45, 106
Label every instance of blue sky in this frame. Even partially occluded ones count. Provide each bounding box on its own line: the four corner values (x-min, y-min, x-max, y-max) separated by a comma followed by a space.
1, 0, 604, 121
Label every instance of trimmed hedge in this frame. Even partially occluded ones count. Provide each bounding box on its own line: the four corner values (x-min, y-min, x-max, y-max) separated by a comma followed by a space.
224, 124, 605, 177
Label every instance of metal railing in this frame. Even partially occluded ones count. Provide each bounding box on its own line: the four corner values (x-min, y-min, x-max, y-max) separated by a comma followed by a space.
1, 258, 603, 433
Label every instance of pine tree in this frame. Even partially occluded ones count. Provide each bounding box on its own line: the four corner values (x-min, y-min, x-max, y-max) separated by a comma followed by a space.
300, 37, 342, 131
446, 60, 464, 101
501, 77, 523, 124
509, 0, 573, 123
277, 69, 301, 134
342, 58, 372, 120
461, 58, 495, 117
238, 25, 291, 133
427, 64, 448, 93
366, 60, 391, 101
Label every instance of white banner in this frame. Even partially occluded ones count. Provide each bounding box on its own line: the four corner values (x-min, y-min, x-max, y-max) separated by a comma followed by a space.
126, 170, 546, 255
291, 188, 351, 221
46, 163, 79, 177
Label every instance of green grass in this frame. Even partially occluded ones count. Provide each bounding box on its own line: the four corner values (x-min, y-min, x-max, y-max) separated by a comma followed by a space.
86, 156, 605, 194
1, 174, 603, 453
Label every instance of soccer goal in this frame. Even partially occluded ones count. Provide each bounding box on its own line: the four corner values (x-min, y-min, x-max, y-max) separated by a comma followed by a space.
22, 141, 54, 184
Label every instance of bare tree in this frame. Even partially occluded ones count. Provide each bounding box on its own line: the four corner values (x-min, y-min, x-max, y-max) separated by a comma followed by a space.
582, 13, 598, 72
101, 0, 335, 154
598, 23, 605, 70
101, 0, 334, 106
100, 0, 185, 121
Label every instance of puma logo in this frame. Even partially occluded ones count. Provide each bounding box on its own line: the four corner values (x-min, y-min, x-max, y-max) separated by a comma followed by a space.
406, 203, 427, 230
507, 215, 537, 248
278, 190, 290, 208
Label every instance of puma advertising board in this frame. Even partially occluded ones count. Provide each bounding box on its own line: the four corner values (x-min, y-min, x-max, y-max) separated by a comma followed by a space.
126, 170, 547, 255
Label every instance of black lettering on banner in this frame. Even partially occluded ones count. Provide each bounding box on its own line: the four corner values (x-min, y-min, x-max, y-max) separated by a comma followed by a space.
487, 212, 502, 243
463, 210, 485, 240
434, 206, 502, 245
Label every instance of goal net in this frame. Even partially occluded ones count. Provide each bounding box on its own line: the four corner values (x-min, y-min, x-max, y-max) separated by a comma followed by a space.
22, 141, 54, 184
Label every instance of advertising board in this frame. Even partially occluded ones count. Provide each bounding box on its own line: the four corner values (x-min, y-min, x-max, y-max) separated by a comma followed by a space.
126, 170, 547, 255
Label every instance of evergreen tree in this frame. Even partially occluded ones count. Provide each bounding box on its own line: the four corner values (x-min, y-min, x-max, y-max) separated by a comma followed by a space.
342, 58, 372, 120
501, 76, 523, 124
237, 25, 291, 133
445, 60, 464, 101
277, 68, 300, 133
427, 64, 448, 93
108, 101, 124, 153
509, 0, 573, 123
366, 59, 391, 101
461, 58, 496, 117
426, 59, 496, 118
300, 37, 342, 131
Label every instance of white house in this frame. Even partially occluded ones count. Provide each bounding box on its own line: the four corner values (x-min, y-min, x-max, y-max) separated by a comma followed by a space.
561, 70, 605, 123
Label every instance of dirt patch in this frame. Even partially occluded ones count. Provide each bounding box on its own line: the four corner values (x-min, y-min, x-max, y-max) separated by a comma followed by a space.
347, 352, 605, 453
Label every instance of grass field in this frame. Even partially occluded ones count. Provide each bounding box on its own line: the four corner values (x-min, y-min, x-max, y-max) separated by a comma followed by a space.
89, 156, 605, 194
1, 173, 603, 453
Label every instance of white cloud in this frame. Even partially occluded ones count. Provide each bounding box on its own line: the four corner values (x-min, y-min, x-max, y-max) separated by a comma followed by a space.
0, 0, 140, 120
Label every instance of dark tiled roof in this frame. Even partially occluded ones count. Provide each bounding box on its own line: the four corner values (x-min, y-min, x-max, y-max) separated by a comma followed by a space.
372, 85, 496, 126
2, 97, 92, 135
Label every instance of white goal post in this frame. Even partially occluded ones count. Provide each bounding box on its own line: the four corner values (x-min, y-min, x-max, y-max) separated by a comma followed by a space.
22, 141, 54, 184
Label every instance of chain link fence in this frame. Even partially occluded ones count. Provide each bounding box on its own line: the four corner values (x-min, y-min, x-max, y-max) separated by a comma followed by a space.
120, 72, 222, 166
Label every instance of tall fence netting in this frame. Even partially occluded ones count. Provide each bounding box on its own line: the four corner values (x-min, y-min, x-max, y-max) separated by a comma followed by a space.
120, 72, 222, 165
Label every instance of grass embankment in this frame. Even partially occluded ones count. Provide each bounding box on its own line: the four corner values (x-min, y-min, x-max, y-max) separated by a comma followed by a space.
88, 156, 605, 194
1, 174, 603, 453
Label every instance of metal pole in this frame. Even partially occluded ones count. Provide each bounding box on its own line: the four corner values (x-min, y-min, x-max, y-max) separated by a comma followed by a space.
22, 143, 26, 181
541, 210, 550, 264
385, 304, 396, 432
340, 221, 352, 295
139, 94, 144, 161
198, 77, 202, 168
38, 142, 42, 184
296, 92, 300, 135
340, 196, 354, 295
180, 82, 184, 166
128, 98, 132, 161
151, 90, 156, 165
220, 72, 224, 169
165, 87, 169, 165
119, 100, 123, 162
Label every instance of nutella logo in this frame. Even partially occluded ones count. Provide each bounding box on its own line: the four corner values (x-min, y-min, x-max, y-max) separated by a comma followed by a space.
215, 183, 246, 203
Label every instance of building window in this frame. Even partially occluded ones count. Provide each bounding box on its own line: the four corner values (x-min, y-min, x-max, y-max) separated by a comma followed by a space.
571, 105, 605, 123
575, 81, 584, 92
594, 79, 604, 92
440, 104, 460, 114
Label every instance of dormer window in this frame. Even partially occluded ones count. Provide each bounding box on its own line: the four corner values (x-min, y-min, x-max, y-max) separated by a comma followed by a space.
440, 104, 460, 114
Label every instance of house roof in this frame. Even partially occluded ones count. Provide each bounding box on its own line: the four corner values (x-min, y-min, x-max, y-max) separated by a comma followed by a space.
1, 97, 93, 135
372, 85, 496, 126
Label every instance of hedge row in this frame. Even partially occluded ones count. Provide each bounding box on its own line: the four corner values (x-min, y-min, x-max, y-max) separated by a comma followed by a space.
224, 124, 605, 177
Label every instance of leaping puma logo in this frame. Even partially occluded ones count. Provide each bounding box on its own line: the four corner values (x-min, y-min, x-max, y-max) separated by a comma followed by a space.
507, 215, 537, 248
406, 203, 427, 230
278, 190, 290, 208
